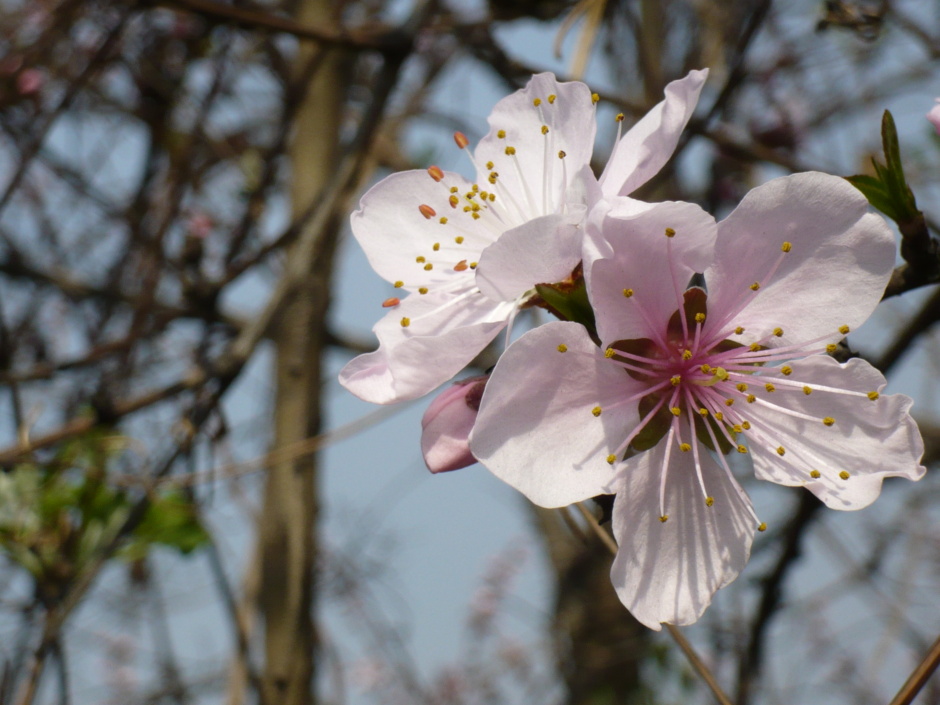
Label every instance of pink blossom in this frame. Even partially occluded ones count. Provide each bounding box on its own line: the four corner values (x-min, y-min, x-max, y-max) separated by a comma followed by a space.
340, 70, 708, 403
420, 375, 486, 473
470, 172, 925, 629
927, 99, 940, 136
16, 68, 44, 95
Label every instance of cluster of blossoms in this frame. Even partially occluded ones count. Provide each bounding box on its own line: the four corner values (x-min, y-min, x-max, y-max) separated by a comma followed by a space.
340, 71, 926, 629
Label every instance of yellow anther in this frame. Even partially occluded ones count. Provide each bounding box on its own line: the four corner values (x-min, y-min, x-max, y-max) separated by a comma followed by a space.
606, 454, 616, 465
705, 497, 714, 507
695, 313, 706, 323
826, 344, 838, 354
781, 241, 792, 253
450, 186, 459, 193
736, 383, 748, 392
809, 469, 821, 479
548, 94, 556, 103
454, 131, 470, 148
839, 325, 850, 335
485, 161, 494, 170
557, 150, 566, 159
773, 327, 783, 337
439, 217, 448, 224
603, 348, 615, 359
615, 112, 625, 122
488, 193, 495, 201
471, 212, 480, 220
541, 125, 549, 135
750, 282, 761, 291
713, 367, 729, 381
496, 129, 506, 139
867, 391, 880, 401
679, 443, 691, 452
822, 417, 835, 427
394, 280, 404, 288
749, 343, 761, 352
454, 235, 463, 244
839, 471, 850, 480
803, 386, 812, 395
670, 407, 682, 416
737, 445, 748, 454
418, 287, 428, 295
449, 195, 459, 207
700, 364, 712, 374
664, 227, 676, 238
735, 326, 745, 335
591, 92, 600, 104
725, 398, 734, 406
622, 288, 634, 298
733, 424, 743, 433
671, 375, 682, 386
781, 365, 792, 376
557, 344, 568, 353
682, 349, 693, 360
416, 256, 426, 263
532, 97, 542, 106
592, 406, 602, 417
776, 446, 785, 456
505, 146, 516, 156
400, 317, 410, 327
746, 394, 756, 403
698, 408, 709, 416
758, 522, 767, 532
765, 383, 775, 392
432, 242, 440, 251
428, 165, 444, 182
424, 263, 433, 271
488, 173, 498, 184
714, 411, 724, 421
741, 421, 751, 430
469, 262, 478, 269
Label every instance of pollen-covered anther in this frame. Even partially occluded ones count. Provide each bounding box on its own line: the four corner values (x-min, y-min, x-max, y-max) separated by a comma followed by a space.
695, 313, 706, 323
448, 195, 458, 208
541, 125, 549, 135
839, 325, 850, 335
776, 446, 786, 456
741, 421, 751, 430
750, 282, 760, 291
496, 129, 506, 139
557, 344, 568, 353
394, 280, 404, 288
418, 287, 428, 295
822, 417, 835, 427
826, 344, 838, 354
839, 471, 850, 480
532, 97, 541, 106
400, 317, 410, 327
679, 443, 691, 452
764, 383, 775, 392
705, 496, 714, 507
432, 242, 440, 251
615, 112, 625, 122
423, 263, 433, 271
733, 424, 743, 433
781, 365, 792, 376
736, 383, 748, 392
416, 256, 425, 263
712, 367, 729, 382
670, 407, 682, 416
698, 408, 709, 417
803, 386, 812, 395
773, 327, 783, 337
714, 411, 724, 421
453, 131, 469, 149
682, 349, 692, 360
382, 297, 400, 308
700, 364, 712, 374
664, 227, 676, 238
591, 92, 600, 104
557, 150, 566, 159
439, 217, 448, 224
736, 445, 747, 454
606, 454, 616, 464
485, 161, 494, 170
604, 347, 615, 358
725, 398, 734, 406
454, 260, 468, 272
592, 406, 602, 417
469, 262, 478, 269
670, 375, 682, 386
758, 522, 767, 532
749, 343, 761, 352
659, 515, 669, 523
781, 241, 793, 253
746, 394, 756, 403
867, 391, 880, 401
427, 165, 444, 182
504, 146, 516, 156
454, 235, 463, 244
548, 94, 557, 104
622, 288, 634, 298
735, 327, 745, 335
809, 469, 821, 479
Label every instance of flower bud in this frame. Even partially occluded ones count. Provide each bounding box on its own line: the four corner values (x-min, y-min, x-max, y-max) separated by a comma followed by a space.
421, 376, 487, 473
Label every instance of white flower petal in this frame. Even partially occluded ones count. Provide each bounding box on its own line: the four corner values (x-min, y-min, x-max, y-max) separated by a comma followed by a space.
474, 73, 597, 221
586, 199, 717, 345
470, 321, 645, 508
599, 69, 708, 198
744, 356, 925, 509
339, 291, 513, 403
610, 442, 755, 630
475, 211, 584, 302
703, 172, 895, 347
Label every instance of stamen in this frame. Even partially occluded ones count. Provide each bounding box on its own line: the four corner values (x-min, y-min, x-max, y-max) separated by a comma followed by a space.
557, 344, 568, 353
453, 132, 469, 149
382, 297, 400, 308
427, 165, 444, 181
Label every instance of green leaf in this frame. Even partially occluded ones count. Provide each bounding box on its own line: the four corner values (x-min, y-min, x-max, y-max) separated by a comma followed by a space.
534, 279, 596, 335
845, 174, 898, 221
126, 490, 209, 559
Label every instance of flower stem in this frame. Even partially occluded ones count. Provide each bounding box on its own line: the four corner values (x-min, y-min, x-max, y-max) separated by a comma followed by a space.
573, 502, 735, 705
887, 633, 940, 705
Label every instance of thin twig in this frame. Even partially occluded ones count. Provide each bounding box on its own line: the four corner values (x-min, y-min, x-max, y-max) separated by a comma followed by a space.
887, 634, 940, 705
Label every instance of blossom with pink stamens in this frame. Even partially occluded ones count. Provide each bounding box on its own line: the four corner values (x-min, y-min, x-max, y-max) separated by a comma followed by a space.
340, 70, 708, 404
470, 172, 925, 629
